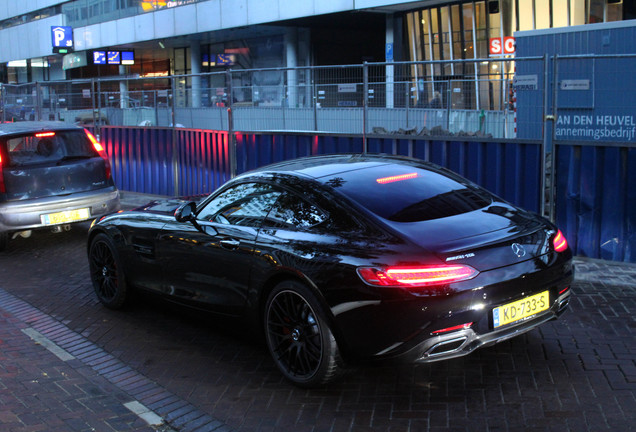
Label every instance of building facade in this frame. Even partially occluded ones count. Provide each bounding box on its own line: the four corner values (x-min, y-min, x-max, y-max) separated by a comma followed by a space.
0, 1, 633, 108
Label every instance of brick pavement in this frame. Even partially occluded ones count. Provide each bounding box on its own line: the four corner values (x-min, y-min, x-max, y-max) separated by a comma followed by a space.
0, 192, 634, 431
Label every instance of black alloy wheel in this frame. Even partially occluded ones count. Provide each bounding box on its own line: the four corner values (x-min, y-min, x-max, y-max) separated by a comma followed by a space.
265, 281, 342, 387
88, 233, 129, 309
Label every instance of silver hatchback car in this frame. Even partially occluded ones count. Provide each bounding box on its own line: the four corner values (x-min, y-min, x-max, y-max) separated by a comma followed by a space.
0, 121, 120, 250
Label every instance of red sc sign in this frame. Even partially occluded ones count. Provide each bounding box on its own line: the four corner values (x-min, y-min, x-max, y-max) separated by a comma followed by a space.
489, 37, 515, 55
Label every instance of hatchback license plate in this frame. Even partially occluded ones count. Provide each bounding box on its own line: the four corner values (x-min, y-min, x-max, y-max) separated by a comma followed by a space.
493, 291, 549, 328
41, 208, 91, 225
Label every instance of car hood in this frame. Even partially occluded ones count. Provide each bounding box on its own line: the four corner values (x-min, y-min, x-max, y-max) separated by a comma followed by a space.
382, 202, 552, 271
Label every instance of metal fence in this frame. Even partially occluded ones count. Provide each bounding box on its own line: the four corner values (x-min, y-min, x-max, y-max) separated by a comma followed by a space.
0, 58, 529, 139
550, 54, 636, 263
2, 54, 635, 263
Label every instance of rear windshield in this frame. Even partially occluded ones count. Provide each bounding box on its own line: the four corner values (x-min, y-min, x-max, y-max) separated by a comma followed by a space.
322, 163, 493, 222
2, 130, 98, 166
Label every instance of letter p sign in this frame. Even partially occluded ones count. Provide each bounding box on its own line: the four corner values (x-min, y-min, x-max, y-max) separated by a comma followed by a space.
51, 26, 73, 53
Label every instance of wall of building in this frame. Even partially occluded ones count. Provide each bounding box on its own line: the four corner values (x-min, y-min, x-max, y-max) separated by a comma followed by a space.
0, 0, 64, 21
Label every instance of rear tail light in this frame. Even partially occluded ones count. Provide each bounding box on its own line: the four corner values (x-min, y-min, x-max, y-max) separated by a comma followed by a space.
0, 153, 5, 193
85, 129, 111, 179
357, 264, 478, 287
553, 230, 568, 252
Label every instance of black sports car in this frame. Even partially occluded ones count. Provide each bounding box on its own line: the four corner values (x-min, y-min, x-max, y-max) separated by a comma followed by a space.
87, 154, 574, 387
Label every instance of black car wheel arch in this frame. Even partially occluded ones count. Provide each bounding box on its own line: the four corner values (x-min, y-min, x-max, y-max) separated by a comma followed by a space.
89, 232, 130, 309
265, 280, 343, 387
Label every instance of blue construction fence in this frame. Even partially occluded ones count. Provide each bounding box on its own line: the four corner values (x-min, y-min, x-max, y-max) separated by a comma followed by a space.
555, 143, 636, 263
98, 126, 634, 263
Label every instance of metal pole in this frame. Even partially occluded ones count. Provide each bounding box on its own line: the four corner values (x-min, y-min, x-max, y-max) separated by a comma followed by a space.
446, 80, 451, 131
171, 76, 179, 196
97, 80, 102, 131
154, 90, 158, 126
312, 69, 318, 131
541, 53, 556, 221
226, 69, 236, 178
549, 54, 559, 223
0, 84, 5, 122
35, 82, 42, 121
363, 62, 368, 153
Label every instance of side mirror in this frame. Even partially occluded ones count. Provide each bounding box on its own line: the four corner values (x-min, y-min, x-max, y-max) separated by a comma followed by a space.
174, 201, 197, 223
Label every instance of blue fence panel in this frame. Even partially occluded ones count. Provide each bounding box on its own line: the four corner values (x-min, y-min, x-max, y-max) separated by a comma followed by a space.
555, 143, 636, 263
103, 128, 541, 214
101, 127, 232, 197
101, 126, 176, 196
235, 134, 364, 174
235, 134, 541, 214
176, 129, 231, 196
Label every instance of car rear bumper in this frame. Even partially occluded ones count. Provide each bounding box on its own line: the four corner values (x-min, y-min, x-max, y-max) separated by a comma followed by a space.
408, 289, 572, 363
0, 188, 120, 232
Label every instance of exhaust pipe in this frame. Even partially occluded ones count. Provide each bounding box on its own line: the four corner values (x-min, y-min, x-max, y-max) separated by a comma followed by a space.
51, 224, 72, 233
424, 336, 467, 357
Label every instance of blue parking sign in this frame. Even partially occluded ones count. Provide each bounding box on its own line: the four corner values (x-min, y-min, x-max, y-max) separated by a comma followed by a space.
51, 26, 73, 52
385, 43, 393, 61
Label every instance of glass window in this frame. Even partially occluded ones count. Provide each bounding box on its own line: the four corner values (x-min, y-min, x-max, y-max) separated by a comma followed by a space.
264, 193, 327, 229
474, 1, 489, 59
323, 164, 492, 223
553, 0, 570, 28
440, 6, 453, 73
488, 3, 501, 39
463, 3, 475, 59
535, 0, 551, 29
571, 0, 587, 25
197, 183, 282, 227
589, 0, 605, 23
607, 2, 622, 22
430, 8, 442, 75
4, 131, 98, 167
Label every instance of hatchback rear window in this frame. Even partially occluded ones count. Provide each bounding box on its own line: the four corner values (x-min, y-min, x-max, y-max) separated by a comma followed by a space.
2, 130, 98, 166
322, 163, 492, 222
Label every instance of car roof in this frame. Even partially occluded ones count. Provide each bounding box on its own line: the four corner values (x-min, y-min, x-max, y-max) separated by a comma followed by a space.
0, 121, 82, 136
249, 154, 424, 180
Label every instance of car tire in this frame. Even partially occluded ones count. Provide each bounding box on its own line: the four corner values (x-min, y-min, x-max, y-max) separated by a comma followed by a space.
0, 232, 7, 252
264, 280, 343, 387
88, 233, 129, 309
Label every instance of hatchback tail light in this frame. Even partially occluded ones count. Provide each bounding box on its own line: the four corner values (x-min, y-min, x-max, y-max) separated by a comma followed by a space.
0, 153, 5, 193
357, 264, 478, 287
553, 230, 568, 252
85, 129, 111, 179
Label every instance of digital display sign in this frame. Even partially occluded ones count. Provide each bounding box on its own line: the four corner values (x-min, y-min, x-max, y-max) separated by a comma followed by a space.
121, 51, 135, 65
92, 50, 135, 66
216, 54, 236, 66
107, 51, 121, 65
93, 51, 106, 64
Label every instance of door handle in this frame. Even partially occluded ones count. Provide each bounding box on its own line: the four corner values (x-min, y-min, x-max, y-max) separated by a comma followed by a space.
220, 239, 240, 249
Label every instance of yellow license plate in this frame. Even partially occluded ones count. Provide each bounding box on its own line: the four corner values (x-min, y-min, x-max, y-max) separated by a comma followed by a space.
41, 208, 91, 225
493, 291, 550, 328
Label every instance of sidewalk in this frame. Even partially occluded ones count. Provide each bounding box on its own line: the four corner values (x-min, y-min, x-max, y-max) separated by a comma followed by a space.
0, 287, 230, 432
0, 293, 167, 431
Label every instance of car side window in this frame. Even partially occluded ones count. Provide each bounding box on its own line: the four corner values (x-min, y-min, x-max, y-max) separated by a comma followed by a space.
196, 182, 281, 228
264, 192, 327, 230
